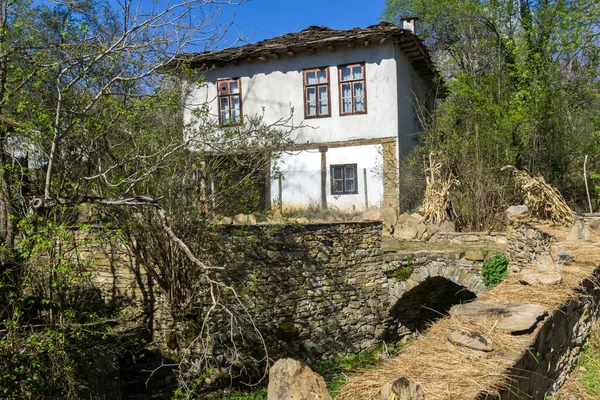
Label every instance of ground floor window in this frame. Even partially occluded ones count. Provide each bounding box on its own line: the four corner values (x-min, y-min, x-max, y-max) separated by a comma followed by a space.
330, 164, 358, 194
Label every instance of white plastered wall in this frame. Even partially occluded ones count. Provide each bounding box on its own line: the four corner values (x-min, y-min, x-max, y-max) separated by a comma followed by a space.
271, 144, 383, 211
183, 43, 407, 145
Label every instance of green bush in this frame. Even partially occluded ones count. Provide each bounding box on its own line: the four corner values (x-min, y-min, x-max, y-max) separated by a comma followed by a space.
482, 253, 509, 287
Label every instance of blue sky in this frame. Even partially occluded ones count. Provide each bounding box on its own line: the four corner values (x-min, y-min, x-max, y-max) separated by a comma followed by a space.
220, 0, 387, 45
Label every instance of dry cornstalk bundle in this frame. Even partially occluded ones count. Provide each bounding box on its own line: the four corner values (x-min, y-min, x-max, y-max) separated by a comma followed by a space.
421, 153, 457, 224
502, 165, 574, 225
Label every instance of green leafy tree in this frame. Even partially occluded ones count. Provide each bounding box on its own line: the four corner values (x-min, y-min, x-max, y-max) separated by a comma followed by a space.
384, 0, 600, 229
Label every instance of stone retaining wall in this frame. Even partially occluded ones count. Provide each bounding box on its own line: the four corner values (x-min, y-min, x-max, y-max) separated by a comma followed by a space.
506, 222, 556, 271
478, 268, 600, 400
64, 222, 490, 367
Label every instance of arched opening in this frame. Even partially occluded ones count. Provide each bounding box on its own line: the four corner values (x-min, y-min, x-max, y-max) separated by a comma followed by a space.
388, 277, 477, 339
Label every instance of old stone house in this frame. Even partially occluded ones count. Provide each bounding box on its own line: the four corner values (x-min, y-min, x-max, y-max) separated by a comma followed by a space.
179, 20, 439, 211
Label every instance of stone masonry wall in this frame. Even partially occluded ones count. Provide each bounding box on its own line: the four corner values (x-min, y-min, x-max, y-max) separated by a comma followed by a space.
67, 222, 489, 367
506, 222, 556, 272
478, 268, 600, 400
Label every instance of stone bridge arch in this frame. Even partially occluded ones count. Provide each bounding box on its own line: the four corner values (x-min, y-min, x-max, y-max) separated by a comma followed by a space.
384, 253, 487, 338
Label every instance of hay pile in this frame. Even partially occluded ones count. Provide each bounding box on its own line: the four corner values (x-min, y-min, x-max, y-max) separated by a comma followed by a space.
422, 153, 457, 224
503, 166, 574, 225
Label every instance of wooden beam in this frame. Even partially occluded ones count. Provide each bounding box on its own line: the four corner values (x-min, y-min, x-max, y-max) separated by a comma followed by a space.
258, 54, 268, 62
364, 40, 370, 47
347, 42, 355, 48
409, 54, 426, 61
405, 50, 423, 58
308, 48, 316, 54
287, 50, 296, 57
327, 45, 335, 52
379, 37, 387, 44
270, 52, 280, 59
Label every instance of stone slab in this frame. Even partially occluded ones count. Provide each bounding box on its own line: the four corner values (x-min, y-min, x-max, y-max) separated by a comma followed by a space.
452, 301, 548, 334
520, 269, 562, 286
446, 328, 494, 352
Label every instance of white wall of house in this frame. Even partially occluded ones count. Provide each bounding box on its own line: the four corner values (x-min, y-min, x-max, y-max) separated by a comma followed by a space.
271, 144, 383, 211
183, 43, 419, 145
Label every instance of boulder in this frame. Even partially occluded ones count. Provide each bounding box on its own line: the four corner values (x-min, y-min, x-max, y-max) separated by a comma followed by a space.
380, 377, 424, 400
361, 205, 381, 221
219, 216, 233, 225
452, 301, 548, 334
505, 205, 529, 219
438, 220, 455, 233
394, 214, 419, 240
267, 358, 331, 400
423, 224, 439, 241
410, 213, 425, 223
233, 213, 248, 225
520, 269, 562, 286
381, 207, 398, 232
446, 328, 493, 352
415, 223, 427, 240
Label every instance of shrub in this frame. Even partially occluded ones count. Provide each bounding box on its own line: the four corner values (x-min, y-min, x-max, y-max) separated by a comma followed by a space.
482, 253, 509, 287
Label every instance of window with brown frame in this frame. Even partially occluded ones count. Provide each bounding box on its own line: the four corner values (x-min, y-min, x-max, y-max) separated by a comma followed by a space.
303, 67, 330, 118
339, 63, 366, 115
218, 78, 242, 125
331, 164, 358, 195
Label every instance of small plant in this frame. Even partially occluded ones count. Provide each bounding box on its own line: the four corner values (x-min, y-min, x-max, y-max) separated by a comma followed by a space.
393, 266, 413, 281
392, 257, 414, 281
482, 253, 509, 287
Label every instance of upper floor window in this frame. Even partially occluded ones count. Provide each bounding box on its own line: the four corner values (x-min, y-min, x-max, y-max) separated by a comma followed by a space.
339, 63, 366, 115
303, 67, 330, 118
218, 78, 241, 124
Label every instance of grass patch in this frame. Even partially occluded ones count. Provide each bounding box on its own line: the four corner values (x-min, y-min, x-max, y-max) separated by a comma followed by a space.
314, 345, 398, 398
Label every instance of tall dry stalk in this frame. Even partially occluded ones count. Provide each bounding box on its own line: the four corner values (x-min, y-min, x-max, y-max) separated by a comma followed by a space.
421, 153, 457, 224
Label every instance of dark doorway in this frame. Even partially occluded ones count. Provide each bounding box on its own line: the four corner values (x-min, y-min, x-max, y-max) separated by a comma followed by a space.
388, 277, 477, 339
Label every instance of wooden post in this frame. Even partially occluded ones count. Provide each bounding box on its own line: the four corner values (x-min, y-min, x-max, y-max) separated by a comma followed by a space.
278, 174, 283, 212
363, 168, 368, 208
319, 146, 328, 209
264, 161, 271, 210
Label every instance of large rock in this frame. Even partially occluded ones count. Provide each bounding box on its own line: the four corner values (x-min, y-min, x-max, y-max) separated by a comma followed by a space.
519, 269, 562, 286
267, 358, 331, 400
452, 301, 548, 334
506, 205, 529, 219
393, 213, 419, 240
381, 207, 398, 232
361, 205, 381, 221
233, 213, 249, 225
380, 377, 424, 400
438, 220, 455, 233
446, 328, 493, 352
